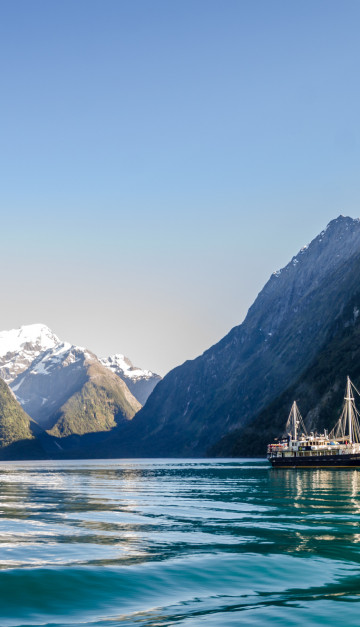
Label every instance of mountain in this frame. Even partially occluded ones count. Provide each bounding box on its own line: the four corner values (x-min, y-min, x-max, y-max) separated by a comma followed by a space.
0, 324, 60, 383
210, 283, 360, 457
0, 323, 159, 408
100, 354, 161, 405
10, 343, 141, 436
112, 215, 360, 457
0, 377, 33, 446
48, 358, 141, 438
0, 377, 43, 459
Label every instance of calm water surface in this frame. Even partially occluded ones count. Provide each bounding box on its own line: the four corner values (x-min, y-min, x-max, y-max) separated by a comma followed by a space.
1, 459, 360, 625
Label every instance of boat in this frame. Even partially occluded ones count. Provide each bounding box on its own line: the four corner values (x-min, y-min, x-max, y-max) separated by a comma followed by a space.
267, 376, 360, 467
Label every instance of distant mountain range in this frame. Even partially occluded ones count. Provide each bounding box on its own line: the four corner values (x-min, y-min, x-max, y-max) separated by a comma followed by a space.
1, 215, 360, 459
0, 323, 160, 408
0, 324, 160, 458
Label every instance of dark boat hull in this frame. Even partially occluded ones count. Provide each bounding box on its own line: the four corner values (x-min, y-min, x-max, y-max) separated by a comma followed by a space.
269, 453, 360, 468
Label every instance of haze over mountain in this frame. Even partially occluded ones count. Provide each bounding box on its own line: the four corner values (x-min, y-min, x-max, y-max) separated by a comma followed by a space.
109, 215, 360, 458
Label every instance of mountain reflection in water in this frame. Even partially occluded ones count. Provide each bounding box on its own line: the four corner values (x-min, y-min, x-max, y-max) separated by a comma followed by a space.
0, 459, 360, 625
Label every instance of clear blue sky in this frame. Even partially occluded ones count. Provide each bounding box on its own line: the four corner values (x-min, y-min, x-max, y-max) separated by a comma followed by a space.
1, 0, 360, 374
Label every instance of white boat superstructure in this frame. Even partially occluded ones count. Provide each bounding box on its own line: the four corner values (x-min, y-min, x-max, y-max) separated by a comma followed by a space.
267, 377, 360, 467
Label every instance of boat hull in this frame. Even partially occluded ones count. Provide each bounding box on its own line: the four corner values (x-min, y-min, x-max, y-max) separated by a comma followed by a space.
269, 453, 360, 468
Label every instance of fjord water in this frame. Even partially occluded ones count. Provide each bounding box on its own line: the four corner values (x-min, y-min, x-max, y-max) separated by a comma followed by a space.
1, 461, 360, 626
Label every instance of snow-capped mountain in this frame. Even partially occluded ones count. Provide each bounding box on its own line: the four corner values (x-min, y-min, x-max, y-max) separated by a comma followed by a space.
0, 324, 61, 383
100, 354, 161, 405
10, 343, 94, 428
10, 342, 141, 434
0, 324, 159, 430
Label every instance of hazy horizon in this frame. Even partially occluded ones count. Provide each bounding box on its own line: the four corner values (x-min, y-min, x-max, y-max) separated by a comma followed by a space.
1, 1, 360, 375
0, 212, 354, 376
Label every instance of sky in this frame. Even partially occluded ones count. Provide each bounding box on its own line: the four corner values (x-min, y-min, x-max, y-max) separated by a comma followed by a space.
1, 0, 360, 375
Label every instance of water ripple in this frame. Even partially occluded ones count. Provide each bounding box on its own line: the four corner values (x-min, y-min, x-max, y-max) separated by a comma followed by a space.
0, 460, 360, 625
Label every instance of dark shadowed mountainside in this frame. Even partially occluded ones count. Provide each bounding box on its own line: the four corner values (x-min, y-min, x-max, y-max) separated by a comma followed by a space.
210, 282, 360, 456
107, 216, 360, 457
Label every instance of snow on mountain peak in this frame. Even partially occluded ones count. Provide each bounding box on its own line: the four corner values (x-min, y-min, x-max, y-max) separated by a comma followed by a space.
0, 324, 62, 383
0, 324, 60, 358
99, 354, 162, 405
12, 342, 89, 384
100, 354, 155, 380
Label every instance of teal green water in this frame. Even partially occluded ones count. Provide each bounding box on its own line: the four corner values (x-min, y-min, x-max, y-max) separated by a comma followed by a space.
1, 459, 360, 625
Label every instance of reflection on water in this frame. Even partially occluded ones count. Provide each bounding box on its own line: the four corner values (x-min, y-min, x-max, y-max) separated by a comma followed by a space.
1, 460, 360, 625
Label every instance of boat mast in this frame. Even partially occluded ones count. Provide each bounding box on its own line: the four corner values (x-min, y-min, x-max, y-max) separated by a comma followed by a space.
286, 400, 307, 441
290, 401, 298, 440
294, 402, 298, 440
346, 376, 354, 443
